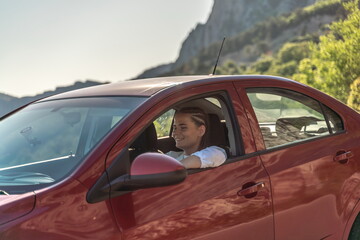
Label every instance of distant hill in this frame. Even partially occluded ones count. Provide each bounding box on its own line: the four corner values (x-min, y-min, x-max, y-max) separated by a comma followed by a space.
0, 80, 107, 117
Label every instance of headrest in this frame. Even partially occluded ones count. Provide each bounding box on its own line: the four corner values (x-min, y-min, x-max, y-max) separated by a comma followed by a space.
208, 113, 227, 147
130, 124, 158, 159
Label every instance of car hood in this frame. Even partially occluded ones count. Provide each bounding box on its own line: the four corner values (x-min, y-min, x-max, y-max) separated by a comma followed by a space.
0, 192, 35, 225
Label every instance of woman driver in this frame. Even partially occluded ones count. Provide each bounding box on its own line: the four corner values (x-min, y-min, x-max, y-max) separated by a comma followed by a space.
166, 107, 227, 169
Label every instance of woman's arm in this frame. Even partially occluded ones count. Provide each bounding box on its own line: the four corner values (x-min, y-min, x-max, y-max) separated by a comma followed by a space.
179, 155, 202, 169
166, 146, 227, 169
187, 146, 227, 168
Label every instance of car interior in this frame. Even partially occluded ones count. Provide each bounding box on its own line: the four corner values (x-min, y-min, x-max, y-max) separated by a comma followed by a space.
128, 96, 236, 165
260, 116, 327, 148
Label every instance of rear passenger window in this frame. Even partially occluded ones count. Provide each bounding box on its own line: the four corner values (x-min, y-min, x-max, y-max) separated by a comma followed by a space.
246, 88, 343, 149
322, 105, 344, 133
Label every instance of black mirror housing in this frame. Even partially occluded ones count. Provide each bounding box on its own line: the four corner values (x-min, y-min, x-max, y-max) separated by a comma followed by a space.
88, 152, 187, 203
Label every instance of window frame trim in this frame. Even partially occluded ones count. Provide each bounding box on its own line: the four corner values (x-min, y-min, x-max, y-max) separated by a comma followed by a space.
150, 90, 243, 158
245, 87, 345, 150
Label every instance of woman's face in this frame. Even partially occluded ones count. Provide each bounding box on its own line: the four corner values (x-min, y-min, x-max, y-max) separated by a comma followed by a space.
172, 113, 205, 155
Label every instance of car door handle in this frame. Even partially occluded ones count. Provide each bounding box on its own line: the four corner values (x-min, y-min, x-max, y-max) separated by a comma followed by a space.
237, 182, 265, 198
334, 151, 353, 164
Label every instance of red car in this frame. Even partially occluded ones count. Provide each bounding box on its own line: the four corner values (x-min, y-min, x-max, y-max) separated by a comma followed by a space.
0, 75, 360, 240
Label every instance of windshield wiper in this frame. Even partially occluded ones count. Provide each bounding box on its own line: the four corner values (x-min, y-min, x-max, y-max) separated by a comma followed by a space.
0, 190, 9, 195
0, 154, 75, 171
0, 172, 55, 186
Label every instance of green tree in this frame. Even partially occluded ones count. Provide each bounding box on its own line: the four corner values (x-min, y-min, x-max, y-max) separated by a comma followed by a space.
278, 42, 311, 63
252, 56, 275, 73
347, 77, 360, 112
250, 41, 310, 77
269, 60, 298, 77
294, 0, 360, 103
216, 60, 243, 75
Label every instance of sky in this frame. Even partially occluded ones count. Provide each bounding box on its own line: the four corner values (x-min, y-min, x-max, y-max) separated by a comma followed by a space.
0, 0, 213, 97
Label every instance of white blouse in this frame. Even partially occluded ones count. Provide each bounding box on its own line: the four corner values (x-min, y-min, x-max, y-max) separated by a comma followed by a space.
166, 146, 227, 168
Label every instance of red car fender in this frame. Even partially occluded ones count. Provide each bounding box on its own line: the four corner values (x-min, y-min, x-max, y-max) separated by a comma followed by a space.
342, 183, 360, 239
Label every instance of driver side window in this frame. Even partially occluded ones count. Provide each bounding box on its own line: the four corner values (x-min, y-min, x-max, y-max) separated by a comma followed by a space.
128, 94, 237, 167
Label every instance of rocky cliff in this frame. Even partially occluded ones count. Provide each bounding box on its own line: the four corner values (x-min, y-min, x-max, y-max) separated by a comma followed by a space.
176, 0, 317, 66
137, 0, 318, 78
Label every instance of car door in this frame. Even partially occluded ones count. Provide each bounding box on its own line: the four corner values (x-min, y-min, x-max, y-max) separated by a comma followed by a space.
236, 82, 359, 240
105, 83, 274, 240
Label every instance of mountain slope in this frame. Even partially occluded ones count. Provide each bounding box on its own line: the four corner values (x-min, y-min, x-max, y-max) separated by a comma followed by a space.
167, 0, 342, 76
0, 80, 107, 117
175, 0, 317, 66
137, 0, 322, 78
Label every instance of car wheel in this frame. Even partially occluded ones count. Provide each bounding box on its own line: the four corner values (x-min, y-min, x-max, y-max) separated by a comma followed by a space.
349, 213, 360, 240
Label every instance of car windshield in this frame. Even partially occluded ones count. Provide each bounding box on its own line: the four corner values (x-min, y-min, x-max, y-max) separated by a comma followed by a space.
0, 96, 146, 194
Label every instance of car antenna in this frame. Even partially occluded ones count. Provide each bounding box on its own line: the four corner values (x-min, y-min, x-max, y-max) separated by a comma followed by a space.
211, 36, 226, 75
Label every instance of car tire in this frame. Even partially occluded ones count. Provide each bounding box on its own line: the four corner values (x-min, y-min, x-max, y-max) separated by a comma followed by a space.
349, 213, 360, 240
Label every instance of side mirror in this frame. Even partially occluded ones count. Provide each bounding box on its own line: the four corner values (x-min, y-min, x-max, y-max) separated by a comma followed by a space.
106, 152, 187, 192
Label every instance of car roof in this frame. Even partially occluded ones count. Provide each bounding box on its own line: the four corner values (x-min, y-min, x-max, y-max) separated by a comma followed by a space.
42, 75, 295, 101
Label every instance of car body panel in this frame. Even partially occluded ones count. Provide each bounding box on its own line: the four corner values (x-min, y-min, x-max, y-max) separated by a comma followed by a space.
0, 179, 121, 240
234, 79, 360, 239
104, 82, 273, 239
0, 75, 359, 239
113, 156, 273, 240
0, 192, 35, 225
259, 134, 359, 239
42, 76, 215, 100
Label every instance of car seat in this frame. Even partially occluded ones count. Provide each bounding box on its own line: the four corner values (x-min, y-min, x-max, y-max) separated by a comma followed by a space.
208, 113, 229, 156
129, 123, 158, 160
275, 118, 306, 144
